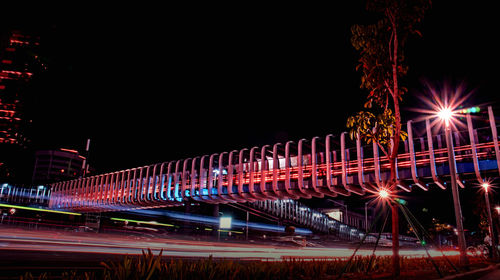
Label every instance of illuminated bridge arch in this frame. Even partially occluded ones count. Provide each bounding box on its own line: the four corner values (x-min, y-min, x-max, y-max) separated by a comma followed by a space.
49, 106, 500, 212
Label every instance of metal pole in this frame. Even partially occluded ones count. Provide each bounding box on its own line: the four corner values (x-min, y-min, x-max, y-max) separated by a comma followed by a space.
345, 205, 348, 225
391, 203, 400, 277
82, 139, 91, 177
246, 211, 249, 241
365, 202, 369, 231
484, 189, 497, 259
444, 125, 468, 265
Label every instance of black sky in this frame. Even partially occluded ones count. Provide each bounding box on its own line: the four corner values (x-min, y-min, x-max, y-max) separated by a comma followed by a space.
2, 1, 499, 174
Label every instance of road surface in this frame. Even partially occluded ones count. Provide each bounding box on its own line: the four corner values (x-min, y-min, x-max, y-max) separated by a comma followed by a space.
0, 226, 459, 262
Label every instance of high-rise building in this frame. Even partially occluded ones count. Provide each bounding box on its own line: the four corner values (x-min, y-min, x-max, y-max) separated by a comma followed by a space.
0, 30, 42, 182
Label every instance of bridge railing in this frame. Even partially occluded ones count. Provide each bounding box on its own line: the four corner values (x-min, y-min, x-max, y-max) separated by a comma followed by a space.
48, 107, 500, 211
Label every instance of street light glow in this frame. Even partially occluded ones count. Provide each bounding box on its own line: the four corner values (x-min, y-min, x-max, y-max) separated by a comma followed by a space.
437, 107, 453, 124
378, 189, 389, 199
482, 182, 490, 191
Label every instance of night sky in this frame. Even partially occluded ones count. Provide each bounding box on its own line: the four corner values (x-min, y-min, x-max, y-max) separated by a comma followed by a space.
2, 2, 499, 172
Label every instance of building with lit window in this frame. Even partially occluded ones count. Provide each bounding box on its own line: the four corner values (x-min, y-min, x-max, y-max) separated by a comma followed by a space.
0, 30, 41, 182
32, 149, 86, 184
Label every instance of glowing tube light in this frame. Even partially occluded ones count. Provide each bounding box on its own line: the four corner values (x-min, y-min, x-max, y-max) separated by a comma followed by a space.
0, 203, 81, 216
110, 217, 174, 227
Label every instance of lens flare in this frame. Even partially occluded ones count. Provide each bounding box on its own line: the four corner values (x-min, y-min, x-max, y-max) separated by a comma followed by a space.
378, 189, 389, 199
408, 81, 475, 132
437, 107, 453, 126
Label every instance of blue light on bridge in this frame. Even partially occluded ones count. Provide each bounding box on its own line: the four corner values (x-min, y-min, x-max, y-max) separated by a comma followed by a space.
129, 209, 313, 235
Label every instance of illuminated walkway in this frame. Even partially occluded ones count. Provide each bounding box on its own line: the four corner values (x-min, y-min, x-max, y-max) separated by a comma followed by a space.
48, 106, 500, 212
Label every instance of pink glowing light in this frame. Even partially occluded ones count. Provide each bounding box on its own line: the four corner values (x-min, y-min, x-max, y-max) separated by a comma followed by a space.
410, 81, 474, 132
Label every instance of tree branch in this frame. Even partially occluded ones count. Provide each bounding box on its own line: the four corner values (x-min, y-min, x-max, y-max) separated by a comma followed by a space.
377, 141, 390, 160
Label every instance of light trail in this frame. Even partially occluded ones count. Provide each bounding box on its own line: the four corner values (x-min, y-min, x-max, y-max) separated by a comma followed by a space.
0, 227, 459, 261
0, 203, 81, 216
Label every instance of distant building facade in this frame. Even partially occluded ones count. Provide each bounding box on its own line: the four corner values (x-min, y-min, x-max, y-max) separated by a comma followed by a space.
0, 30, 42, 182
32, 149, 86, 184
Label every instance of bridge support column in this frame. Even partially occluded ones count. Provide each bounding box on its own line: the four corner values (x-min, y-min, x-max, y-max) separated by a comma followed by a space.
213, 204, 219, 239
391, 203, 400, 278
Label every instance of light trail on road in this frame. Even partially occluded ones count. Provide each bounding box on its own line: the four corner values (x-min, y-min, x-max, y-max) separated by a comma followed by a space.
0, 227, 459, 261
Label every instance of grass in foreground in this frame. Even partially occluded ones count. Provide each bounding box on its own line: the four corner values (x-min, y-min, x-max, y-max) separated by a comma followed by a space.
18, 249, 492, 280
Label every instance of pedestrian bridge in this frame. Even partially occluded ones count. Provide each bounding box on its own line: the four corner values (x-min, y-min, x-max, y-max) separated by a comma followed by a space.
49, 106, 500, 212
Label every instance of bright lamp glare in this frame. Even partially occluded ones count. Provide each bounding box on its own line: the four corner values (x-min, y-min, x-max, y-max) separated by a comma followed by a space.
437, 108, 453, 121
378, 189, 389, 199
482, 183, 490, 190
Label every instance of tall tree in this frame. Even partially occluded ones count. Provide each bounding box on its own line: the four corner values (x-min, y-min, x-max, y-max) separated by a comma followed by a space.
347, 0, 431, 276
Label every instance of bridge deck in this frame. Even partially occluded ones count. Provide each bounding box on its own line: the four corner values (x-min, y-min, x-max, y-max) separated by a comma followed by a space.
48, 107, 500, 212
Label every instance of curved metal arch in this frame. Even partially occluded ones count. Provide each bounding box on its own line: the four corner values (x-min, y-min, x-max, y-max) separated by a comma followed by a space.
237, 148, 256, 201
354, 134, 373, 194
488, 106, 500, 176
325, 134, 350, 196
197, 155, 214, 203
260, 144, 279, 200
312, 136, 340, 197
64, 179, 74, 209
113, 170, 125, 205
51, 181, 61, 208
295, 139, 314, 198
407, 120, 428, 191
189, 157, 201, 201
126, 168, 136, 205
153, 162, 166, 202
226, 150, 246, 202
172, 160, 182, 202
306, 136, 329, 197
147, 164, 158, 203
217, 152, 236, 203
108, 171, 118, 205
96, 174, 106, 207
84, 176, 96, 209
271, 143, 287, 199
79, 177, 91, 209
207, 153, 226, 203
392, 138, 412, 192
180, 158, 192, 201
135, 166, 147, 206
248, 146, 266, 200
467, 113, 485, 185
283, 141, 301, 199
72, 178, 82, 209
162, 162, 174, 202
425, 119, 446, 189
117, 170, 127, 205
341, 132, 364, 195
100, 173, 112, 211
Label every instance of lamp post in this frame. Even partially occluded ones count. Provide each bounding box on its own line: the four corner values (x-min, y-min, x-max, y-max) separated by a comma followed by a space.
378, 188, 399, 275
439, 108, 468, 265
482, 183, 497, 260
365, 201, 369, 232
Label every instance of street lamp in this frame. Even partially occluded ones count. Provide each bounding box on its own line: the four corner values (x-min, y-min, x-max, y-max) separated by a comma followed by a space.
481, 182, 497, 259
438, 107, 469, 265
378, 189, 390, 199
